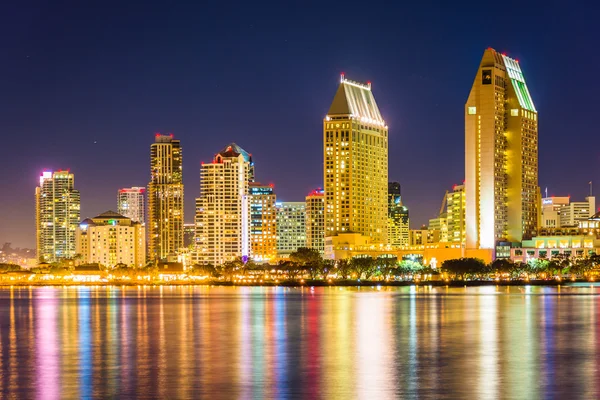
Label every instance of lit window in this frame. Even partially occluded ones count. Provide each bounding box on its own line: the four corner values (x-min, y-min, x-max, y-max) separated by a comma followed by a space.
468, 106, 476, 115
511, 109, 519, 116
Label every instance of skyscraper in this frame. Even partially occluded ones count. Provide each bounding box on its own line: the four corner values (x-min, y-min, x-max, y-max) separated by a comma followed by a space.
324, 75, 388, 244
465, 48, 539, 249
446, 184, 466, 246
387, 182, 409, 246
305, 188, 325, 254
148, 134, 184, 260
249, 182, 277, 263
35, 170, 80, 262
117, 187, 145, 223
276, 202, 306, 257
195, 143, 252, 265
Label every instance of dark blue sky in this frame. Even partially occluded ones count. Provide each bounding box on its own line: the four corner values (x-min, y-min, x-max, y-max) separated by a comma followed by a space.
1, 0, 598, 248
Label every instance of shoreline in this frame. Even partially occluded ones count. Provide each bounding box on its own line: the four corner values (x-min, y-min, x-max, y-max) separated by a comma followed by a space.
0, 280, 589, 288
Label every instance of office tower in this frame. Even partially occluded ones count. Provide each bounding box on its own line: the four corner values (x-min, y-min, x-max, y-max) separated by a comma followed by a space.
559, 196, 596, 227
183, 223, 196, 247
76, 211, 146, 267
35, 170, 80, 262
117, 187, 145, 223
387, 182, 409, 246
324, 75, 388, 244
305, 188, 325, 254
276, 202, 306, 257
446, 184, 466, 245
148, 134, 184, 260
195, 143, 252, 265
465, 48, 539, 248
249, 183, 277, 263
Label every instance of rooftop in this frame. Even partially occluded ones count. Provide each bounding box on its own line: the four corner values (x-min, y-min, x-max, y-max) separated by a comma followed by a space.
327, 74, 385, 125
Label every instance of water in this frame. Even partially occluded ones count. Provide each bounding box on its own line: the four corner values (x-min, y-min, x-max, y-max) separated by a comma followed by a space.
0, 285, 599, 399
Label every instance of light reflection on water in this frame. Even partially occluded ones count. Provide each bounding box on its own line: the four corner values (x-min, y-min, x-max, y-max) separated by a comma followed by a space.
1, 285, 600, 398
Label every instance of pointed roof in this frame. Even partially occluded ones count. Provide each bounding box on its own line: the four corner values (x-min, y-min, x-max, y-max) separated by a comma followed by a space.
94, 210, 128, 219
327, 76, 384, 124
217, 143, 252, 162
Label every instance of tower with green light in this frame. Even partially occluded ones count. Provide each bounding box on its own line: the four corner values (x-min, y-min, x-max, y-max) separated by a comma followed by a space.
465, 48, 539, 250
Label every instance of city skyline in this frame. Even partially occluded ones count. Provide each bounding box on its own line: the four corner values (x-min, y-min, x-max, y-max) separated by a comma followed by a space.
2, 2, 599, 248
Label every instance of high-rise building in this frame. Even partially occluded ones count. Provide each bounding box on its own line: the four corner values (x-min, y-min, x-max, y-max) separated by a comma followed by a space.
195, 143, 252, 265
465, 48, 539, 248
76, 211, 146, 267
446, 184, 466, 245
387, 182, 409, 246
148, 134, 184, 260
183, 223, 196, 247
276, 202, 306, 257
249, 183, 277, 263
305, 188, 325, 254
324, 75, 388, 244
35, 170, 81, 263
117, 187, 145, 223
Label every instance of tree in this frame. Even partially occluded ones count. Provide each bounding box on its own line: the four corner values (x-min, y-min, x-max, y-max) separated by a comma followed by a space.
350, 256, 376, 280
289, 248, 322, 265
0, 264, 22, 273
191, 263, 218, 278
335, 259, 352, 280
376, 256, 398, 280
442, 258, 488, 280
397, 260, 423, 279
491, 259, 513, 276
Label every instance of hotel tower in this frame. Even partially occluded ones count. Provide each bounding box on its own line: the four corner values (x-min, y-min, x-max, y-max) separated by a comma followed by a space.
324, 75, 388, 244
465, 48, 539, 249
35, 170, 80, 262
148, 134, 184, 260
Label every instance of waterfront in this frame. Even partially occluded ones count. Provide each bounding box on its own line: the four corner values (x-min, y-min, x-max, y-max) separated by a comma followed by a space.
1, 286, 600, 399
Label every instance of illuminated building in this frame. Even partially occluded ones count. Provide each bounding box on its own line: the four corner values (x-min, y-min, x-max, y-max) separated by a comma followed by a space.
446, 184, 466, 245
428, 215, 447, 243
35, 170, 80, 262
510, 235, 600, 263
465, 48, 539, 249
183, 223, 195, 247
117, 187, 145, 223
559, 196, 595, 227
249, 183, 277, 263
387, 182, 409, 246
76, 211, 145, 267
195, 143, 252, 265
305, 188, 325, 254
324, 75, 388, 245
276, 202, 306, 257
148, 134, 184, 260
540, 196, 569, 228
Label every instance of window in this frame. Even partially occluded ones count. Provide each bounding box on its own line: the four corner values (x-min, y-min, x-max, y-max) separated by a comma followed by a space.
511, 109, 519, 116
468, 106, 476, 115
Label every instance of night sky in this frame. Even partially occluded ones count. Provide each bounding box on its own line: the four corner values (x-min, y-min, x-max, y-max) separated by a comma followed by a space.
1, 1, 598, 248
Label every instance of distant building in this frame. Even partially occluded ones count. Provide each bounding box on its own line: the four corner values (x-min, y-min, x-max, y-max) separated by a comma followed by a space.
540, 196, 569, 228
76, 211, 145, 267
305, 188, 325, 254
324, 75, 388, 245
428, 215, 447, 243
35, 170, 80, 262
117, 187, 145, 223
195, 143, 252, 265
276, 202, 306, 257
559, 197, 595, 227
249, 183, 277, 263
466, 48, 539, 248
183, 223, 195, 247
446, 184, 465, 245
148, 134, 184, 260
387, 182, 409, 247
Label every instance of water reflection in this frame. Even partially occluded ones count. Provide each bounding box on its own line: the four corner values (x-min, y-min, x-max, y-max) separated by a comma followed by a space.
1, 285, 600, 398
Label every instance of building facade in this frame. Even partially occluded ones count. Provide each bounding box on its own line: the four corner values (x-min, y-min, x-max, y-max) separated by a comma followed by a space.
148, 134, 184, 260
559, 197, 595, 227
305, 188, 325, 254
249, 183, 277, 263
76, 211, 145, 267
388, 182, 409, 247
465, 48, 539, 249
195, 143, 252, 265
540, 196, 570, 228
324, 75, 388, 244
276, 202, 306, 257
35, 170, 81, 262
117, 187, 145, 223
447, 184, 466, 245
